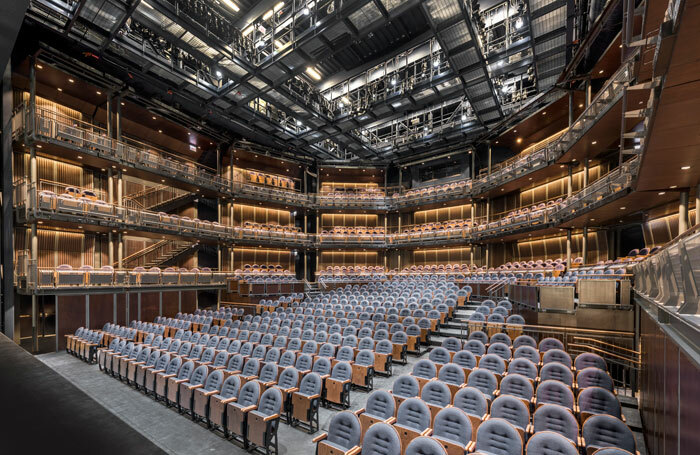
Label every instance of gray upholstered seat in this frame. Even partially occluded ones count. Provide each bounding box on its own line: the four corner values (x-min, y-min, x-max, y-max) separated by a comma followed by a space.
421, 380, 451, 408
507, 358, 538, 381
258, 363, 278, 384
540, 363, 574, 387
478, 354, 506, 376
464, 340, 486, 357
429, 347, 451, 365
587, 449, 635, 455
442, 337, 462, 352
542, 349, 573, 368
532, 404, 579, 443
361, 422, 401, 455
468, 331, 489, 345
298, 372, 322, 397
453, 386, 488, 418
412, 359, 437, 379
466, 368, 498, 400
295, 354, 313, 372
525, 431, 578, 455
322, 411, 361, 452
473, 418, 522, 455
582, 415, 636, 454
241, 358, 261, 377
279, 351, 295, 367
336, 346, 354, 362
487, 342, 512, 361
576, 367, 614, 392
513, 335, 537, 349
538, 338, 565, 353
364, 390, 395, 420
578, 387, 621, 419
251, 344, 267, 359
499, 373, 534, 402
514, 346, 540, 364
332, 361, 352, 381
438, 363, 466, 386
250, 386, 283, 418
396, 398, 431, 432
313, 357, 331, 376
392, 375, 420, 399
490, 395, 530, 433
405, 436, 448, 455
433, 407, 472, 448
264, 347, 281, 364
235, 380, 261, 408
319, 343, 335, 357
574, 352, 607, 371
277, 367, 299, 390
490, 333, 512, 346
536, 380, 575, 410
453, 350, 477, 370
226, 354, 244, 373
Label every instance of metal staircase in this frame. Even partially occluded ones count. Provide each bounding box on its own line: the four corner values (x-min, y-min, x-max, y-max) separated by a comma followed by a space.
119, 240, 199, 269
123, 185, 193, 212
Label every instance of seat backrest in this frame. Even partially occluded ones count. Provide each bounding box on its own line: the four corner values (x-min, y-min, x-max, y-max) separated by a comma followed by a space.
278, 366, 299, 389
219, 374, 240, 398
355, 349, 374, 366
241, 358, 260, 377
452, 350, 477, 370
513, 345, 539, 364
237, 380, 261, 407
478, 354, 506, 375
396, 398, 431, 431
453, 386, 488, 417
375, 340, 392, 355
574, 352, 607, 371
578, 386, 621, 418
259, 363, 278, 383
532, 404, 579, 443
265, 347, 281, 364
364, 390, 395, 420
536, 380, 575, 409
295, 354, 313, 371
490, 395, 530, 431
581, 415, 636, 453
327, 411, 362, 451
464, 339, 486, 357
421, 380, 451, 408
298, 372, 322, 396
177, 361, 195, 380
405, 436, 447, 455
487, 342, 512, 361
257, 387, 283, 417
442, 337, 462, 352
438, 363, 466, 385
474, 418, 522, 455
543, 348, 573, 368
412, 359, 437, 379
392, 375, 419, 398
433, 407, 472, 446
331, 361, 352, 381
165, 356, 182, 375
539, 337, 565, 352
576, 367, 614, 392
429, 347, 451, 364
466, 368, 498, 399
362, 422, 402, 455
499, 373, 534, 401
525, 431, 578, 455
540, 362, 574, 387
313, 357, 331, 375
513, 335, 537, 349
336, 346, 354, 362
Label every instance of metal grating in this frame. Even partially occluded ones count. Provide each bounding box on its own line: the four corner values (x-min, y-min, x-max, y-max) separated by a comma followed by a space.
441, 22, 471, 50
451, 48, 480, 70
348, 2, 383, 30
531, 7, 566, 37
534, 35, 566, 54
424, 0, 460, 23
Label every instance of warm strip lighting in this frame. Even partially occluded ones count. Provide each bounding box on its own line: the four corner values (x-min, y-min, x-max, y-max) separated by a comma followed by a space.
242, 25, 254, 36
306, 66, 322, 80
263, 9, 274, 20
274, 1, 284, 11
274, 40, 285, 49
221, 0, 240, 11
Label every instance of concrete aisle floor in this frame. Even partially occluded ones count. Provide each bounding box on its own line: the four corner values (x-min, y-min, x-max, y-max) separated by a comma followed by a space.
38, 350, 427, 455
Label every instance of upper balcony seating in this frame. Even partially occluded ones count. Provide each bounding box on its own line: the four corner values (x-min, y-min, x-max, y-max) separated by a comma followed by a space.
38, 264, 225, 288
236, 222, 305, 240
235, 168, 295, 190
318, 266, 387, 282
319, 226, 386, 242
318, 186, 386, 205
392, 179, 471, 201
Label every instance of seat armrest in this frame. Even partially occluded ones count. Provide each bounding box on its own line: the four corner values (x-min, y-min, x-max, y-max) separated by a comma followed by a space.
354, 408, 365, 416
186, 384, 204, 390
221, 397, 237, 405
242, 405, 257, 412
387, 417, 396, 424
162, 373, 177, 379
202, 390, 219, 397
312, 433, 328, 443
262, 413, 280, 422
420, 428, 432, 436
466, 441, 476, 452
346, 446, 361, 455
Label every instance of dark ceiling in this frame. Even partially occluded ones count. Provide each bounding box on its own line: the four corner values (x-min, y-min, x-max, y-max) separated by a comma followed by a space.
19, 0, 576, 164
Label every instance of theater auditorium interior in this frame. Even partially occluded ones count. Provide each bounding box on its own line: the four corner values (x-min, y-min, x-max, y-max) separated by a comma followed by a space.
0, 0, 699, 453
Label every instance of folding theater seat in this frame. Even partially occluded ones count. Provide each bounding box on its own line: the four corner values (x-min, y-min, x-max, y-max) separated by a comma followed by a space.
247, 387, 283, 455
208, 375, 241, 431
116, 342, 138, 380
421, 380, 451, 425
394, 398, 433, 449
452, 387, 487, 441
478, 354, 507, 383
539, 338, 565, 354
165, 360, 196, 406
535, 380, 575, 411
325, 361, 352, 409
240, 358, 261, 387
429, 347, 452, 374
355, 390, 396, 442
135, 349, 162, 390
540, 363, 574, 388
525, 431, 579, 455
405, 437, 448, 455
577, 387, 622, 424
576, 368, 614, 392
350, 349, 374, 391
290, 372, 322, 434
473, 418, 523, 455
373, 340, 393, 376
532, 404, 579, 445
178, 365, 209, 414
513, 335, 537, 350
390, 375, 420, 414
487, 342, 513, 364
226, 380, 261, 445
432, 407, 473, 455
125, 346, 151, 385
411, 359, 437, 394
437, 363, 466, 398
514, 346, 540, 365
574, 353, 607, 372
257, 363, 280, 393
543, 349, 573, 369
452, 350, 477, 382
490, 394, 531, 442
466, 368, 498, 402
313, 411, 361, 455
581, 415, 636, 455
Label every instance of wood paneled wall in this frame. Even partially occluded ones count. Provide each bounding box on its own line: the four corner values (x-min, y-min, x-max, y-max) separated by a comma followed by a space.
412, 247, 474, 265
321, 214, 379, 228
233, 248, 293, 271
639, 308, 700, 455
233, 204, 292, 226
412, 205, 474, 225
14, 228, 103, 268
320, 251, 381, 267
515, 231, 608, 263
642, 209, 697, 247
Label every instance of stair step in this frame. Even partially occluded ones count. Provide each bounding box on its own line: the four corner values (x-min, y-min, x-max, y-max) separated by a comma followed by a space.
622, 148, 642, 155
623, 131, 646, 139
624, 108, 650, 118
628, 79, 661, 90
